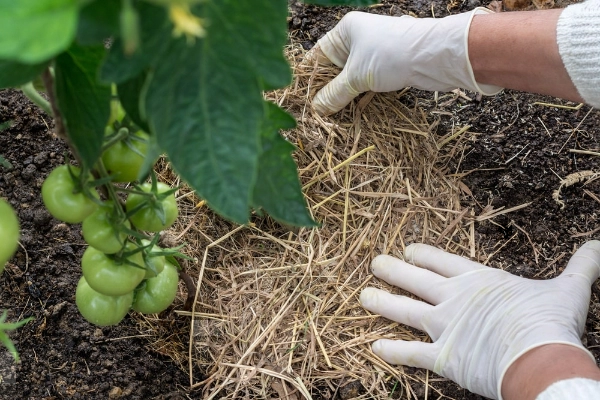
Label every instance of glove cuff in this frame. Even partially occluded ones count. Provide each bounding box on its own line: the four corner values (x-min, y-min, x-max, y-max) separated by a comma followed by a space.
463, 8, 504, 96
415, 8, 504, 96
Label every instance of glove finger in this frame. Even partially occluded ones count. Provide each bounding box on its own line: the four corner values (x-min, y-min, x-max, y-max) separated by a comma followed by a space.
313, 68, 361, 116
302, 45, 335, 67
360, 287, 434, 332
371, 254, 448, 304
405, 243, 486, 277
371, 339, 437, 371
560, 240, 600, 284
315, 17, 352, 68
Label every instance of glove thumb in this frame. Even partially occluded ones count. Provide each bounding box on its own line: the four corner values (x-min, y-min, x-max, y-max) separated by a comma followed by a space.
313, 68, 360, 116
560, 240, 600, 284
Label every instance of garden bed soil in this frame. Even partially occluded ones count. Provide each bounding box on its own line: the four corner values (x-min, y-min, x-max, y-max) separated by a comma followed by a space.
0, 88, 193, 399
1, 1, 600, 399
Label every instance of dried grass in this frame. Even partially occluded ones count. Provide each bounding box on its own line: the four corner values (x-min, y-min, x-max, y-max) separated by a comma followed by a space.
143, 45, 512, 399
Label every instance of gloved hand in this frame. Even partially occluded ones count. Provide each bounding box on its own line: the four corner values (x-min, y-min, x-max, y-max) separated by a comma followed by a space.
360, 241, 600, 400
310, 9, 503, 116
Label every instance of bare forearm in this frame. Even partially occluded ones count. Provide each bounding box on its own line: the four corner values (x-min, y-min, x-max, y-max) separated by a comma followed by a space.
468, 9, 583, 103
501, 344, 600, 400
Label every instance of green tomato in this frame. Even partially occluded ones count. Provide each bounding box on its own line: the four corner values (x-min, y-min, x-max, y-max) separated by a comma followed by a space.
101, 130, 149, 183
141, 239, 165, 279
81, 243, 146, 296
126, 182, 178, 232
0, 199, 20, 272
41, 165, 99, 223
76, 276, 133, 326
82, 202, 131, 254
132, 261, 179, 314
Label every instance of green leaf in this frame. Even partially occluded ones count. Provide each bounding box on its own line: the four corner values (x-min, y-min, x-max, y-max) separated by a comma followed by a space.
253, 102, 317, 227
100, 2, 170, 84
303, 0, 377, 5
0, 312, 33, 362
145, 0, 291, 224
55, 43, 111, 169
0, 155, 12, 170
220, 1, 292, 90
117, 70, 151, 132
0, 0, 79, 64
76, 0, 121, 45
0, 60, 47, 89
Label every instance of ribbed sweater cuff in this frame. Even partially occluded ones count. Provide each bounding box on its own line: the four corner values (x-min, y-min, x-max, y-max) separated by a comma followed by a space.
536, 378, 600, 399
557, 0, 600, 108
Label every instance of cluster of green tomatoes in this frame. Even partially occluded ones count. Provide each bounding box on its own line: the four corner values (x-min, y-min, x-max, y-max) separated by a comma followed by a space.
39, 102, 183, 326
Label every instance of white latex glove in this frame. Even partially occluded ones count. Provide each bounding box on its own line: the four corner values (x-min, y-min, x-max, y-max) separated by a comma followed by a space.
311, 9, 503, 116
360, 241, 600, 400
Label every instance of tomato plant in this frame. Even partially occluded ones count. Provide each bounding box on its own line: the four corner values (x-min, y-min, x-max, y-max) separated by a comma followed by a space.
0, 0, 367, 227
126, 182, 178, 232
41, 165, 99, 224
81, 243, 146, 296
0, 198, 19, 272
76, 276, 134, 326
0, 0, 370, 332
82, 202, 131, 254
102, 129, 150, 182
133, 260, 179, 314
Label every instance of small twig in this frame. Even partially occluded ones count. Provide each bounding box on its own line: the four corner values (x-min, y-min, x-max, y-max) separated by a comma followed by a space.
583, 189, 600, 205
20, 82, 52, 116
178, 268, 196, 312
558, 108, 594, 154
437, 125, 471, 149
484, 232, 518, 265
569, 149, 600, 157
504, 143, 529, 165
510, 220, 540, 264
532, 101, 584, 110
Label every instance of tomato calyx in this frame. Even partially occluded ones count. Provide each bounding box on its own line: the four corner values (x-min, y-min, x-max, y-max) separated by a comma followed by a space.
124, 178, 179, 227
102, 126, 148, 156
134, 236, 190, 278
113, 244, 146, 271
64, 164, 102, 204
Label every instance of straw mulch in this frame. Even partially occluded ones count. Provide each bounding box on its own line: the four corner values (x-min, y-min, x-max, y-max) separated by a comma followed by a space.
144, 45, 514, 399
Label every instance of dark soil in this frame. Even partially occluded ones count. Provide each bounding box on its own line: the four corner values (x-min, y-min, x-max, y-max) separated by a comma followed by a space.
1, 2, 599, 400
0, 89, 192, 399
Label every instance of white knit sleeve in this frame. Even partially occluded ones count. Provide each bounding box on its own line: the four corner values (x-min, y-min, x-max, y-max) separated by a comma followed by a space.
536, 378, 600, 400
556, 0, 600, 108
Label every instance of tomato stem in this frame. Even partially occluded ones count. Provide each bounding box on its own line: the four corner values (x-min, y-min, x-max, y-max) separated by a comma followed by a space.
94, 160, 128, 220
101, 127, 130, 152
19, 82, 52, 116
114, 187, 154, 197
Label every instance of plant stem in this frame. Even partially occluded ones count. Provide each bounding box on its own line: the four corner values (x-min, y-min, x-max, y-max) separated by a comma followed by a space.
114, 187, 152, 196
101, 127, 129, 152
95, 160, 128, 219
20, 82, 53, 116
